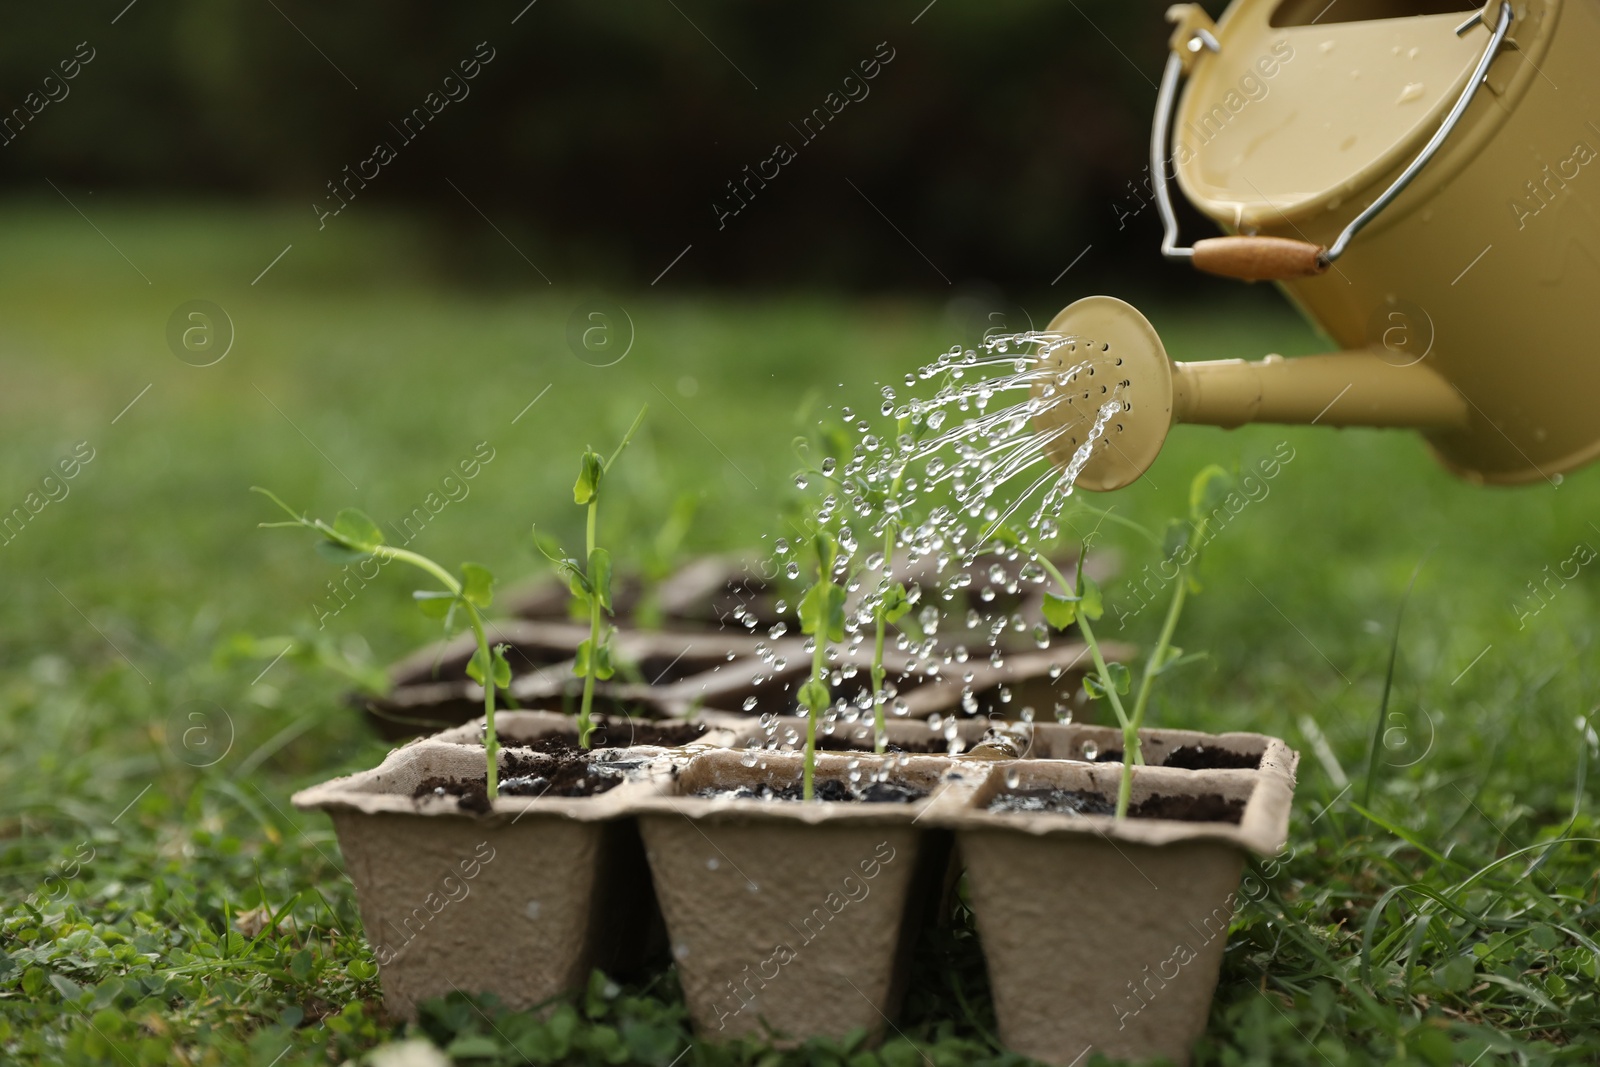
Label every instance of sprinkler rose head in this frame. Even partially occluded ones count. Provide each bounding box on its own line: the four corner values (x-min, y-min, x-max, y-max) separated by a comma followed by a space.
1032, 296, 1175, 492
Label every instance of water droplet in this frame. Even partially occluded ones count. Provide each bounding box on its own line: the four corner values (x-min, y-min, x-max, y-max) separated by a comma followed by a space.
1004, 767, 1021, 789
785, 561, 800, 580
795, 473, 809, 489
743, 696, 758, 711
1082, 740, 1099, 761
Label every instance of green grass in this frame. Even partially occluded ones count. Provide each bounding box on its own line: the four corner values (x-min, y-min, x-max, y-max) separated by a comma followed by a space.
1, 202, 1597, 1066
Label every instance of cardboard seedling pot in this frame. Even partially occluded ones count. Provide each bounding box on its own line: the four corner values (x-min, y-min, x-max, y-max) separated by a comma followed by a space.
429, 708, 738, 753
692, 638, 1129, 731
363, 620, 801, 740
292, 739, 665, 1020
500, 548, 1119, 640
925, 736, 1297, 1066
361, 550, 1129, 740
629, 748, 953, 1044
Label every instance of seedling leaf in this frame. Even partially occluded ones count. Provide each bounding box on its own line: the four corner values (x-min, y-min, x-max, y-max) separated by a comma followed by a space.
460, 563, 495, 610
1109, 661, 1131, 693
490, 643, 512, 689
1084, 662, 1130, 699
798, 677, 830, 712
466, 646, 489, 686
812, 530, 838, 576
1079, 575, 1104, 621
799, 580, 846, 642
575, 639, 615, 680
1042, 593, 1077, 630
881, 582, 912, 624
574, 450, 604, 505
332, 508, 384, 552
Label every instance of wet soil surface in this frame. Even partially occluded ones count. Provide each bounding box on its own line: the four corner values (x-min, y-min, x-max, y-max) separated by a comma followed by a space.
812, 734, 946, 754
414, 750, 636, 812
988, 787, 1245, 823
1090, 744, 1262, 770
1162, 744, 1262, 770
501, 721, 709, 757
694, 778, 930, 804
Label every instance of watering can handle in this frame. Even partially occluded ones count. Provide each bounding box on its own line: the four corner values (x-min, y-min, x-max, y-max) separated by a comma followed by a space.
1149, 2, 1515, 282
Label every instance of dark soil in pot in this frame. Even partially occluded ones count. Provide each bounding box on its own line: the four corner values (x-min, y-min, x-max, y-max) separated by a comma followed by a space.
813, 734, 947, 754
694, 777, 931, 803
987, 787, 1246, 823
1089, 743, 1263, 770
505, 721, 709, 755
413, 750, 637, 811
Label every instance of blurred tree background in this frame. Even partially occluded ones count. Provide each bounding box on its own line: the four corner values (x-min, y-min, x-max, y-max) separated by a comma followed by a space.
0, 0, 1244, 298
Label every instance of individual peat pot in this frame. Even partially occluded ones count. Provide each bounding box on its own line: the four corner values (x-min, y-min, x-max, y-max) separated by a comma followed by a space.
725, 713, 1003, 756
361, 621, 800, 741
1026, 722, 1275, 769
933, 740, 1297, 1066
630, 749, 952, 1044
429, 709, 737, 755
292, 740, 660, 1020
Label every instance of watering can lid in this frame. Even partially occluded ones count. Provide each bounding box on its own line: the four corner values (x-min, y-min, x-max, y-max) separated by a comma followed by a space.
1172, 1, 1499, 227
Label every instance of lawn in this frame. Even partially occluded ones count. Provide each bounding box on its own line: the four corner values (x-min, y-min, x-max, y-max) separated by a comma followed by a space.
1, 202, 1596, 1066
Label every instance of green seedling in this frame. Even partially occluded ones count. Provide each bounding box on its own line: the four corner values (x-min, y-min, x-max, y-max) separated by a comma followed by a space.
534, 406, 647, 749
1039, 465, 1231, 818
796, 530, 845, 800
791, 413, 925, 754
252, 487, 511, 798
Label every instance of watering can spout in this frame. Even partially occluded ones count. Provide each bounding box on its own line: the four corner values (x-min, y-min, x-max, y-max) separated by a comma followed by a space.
1170, 353, 1468, 432
1032, 296, 1469, 492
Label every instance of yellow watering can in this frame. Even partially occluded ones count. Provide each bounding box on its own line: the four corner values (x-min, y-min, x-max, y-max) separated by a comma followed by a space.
1040, 0, 1600, 491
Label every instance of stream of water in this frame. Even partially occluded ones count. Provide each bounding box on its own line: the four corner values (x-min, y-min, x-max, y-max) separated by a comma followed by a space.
735, 330, 1129, 763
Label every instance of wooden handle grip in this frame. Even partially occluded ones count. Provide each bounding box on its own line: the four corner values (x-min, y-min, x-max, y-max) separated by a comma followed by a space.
1191, 236, 1327, 282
